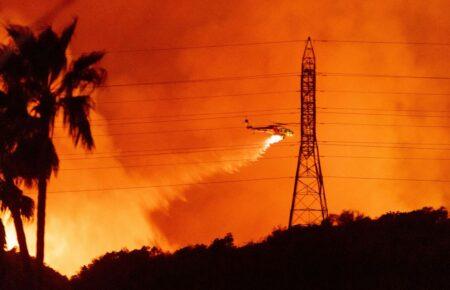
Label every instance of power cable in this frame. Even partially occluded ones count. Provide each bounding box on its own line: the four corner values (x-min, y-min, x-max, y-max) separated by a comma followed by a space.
44, 175, 450, 194
53, 121, 450, 139
98, 38, 450, 55
58, 154, 450, 171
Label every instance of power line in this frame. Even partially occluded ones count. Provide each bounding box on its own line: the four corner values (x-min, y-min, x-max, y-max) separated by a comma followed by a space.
98, 38, 450, 55
102, 107, 296, 119
58, 154, 449, 171
61, 140, 450, 161
78, 110, 448, 128
60, 143, 299, 160
315, 39, 450, 46
321, 155, 450, 161
82, 103, 450, 124
323, 140, 450, 146
97, 89, 298, 104
60, 156, 295, 171
317, 89, 450, 98
57, 141, 299, 157
23, 105, 449, 129
326, 176, 450, 182
53, 126, 244, 138
53, 121, 450, 139
319, 142, 450, 151
317, 105, 450, 114
319, 111, 448, 119
103, 39, 307, 53
319, 121, 450, 128
60, 148, 450, 161
98, 71, 450, 89
57, 140, 450, 161
84, 107, 448, 124
100, 72, 299, 88
319, 72, 450, 80
95, 88, 450, 105
47, 176, 293, 193
85, 111, 297, 127
45, 175, 450, 194
85, 108, 298, 125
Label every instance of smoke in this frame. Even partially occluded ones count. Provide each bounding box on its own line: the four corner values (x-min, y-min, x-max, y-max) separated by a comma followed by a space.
1, 0, 449, 275
33, 0, 77, 27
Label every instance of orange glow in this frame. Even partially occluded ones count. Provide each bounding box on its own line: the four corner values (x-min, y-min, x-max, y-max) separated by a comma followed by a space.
2, 213, 18, 251
1, 0, 449, 276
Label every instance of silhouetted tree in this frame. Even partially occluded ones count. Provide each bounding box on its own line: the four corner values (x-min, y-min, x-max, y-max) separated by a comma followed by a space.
1, 19, 106, 269
0, 179, 35, 289
0, 180, 34, 259
336, 210, 366, 226
0, 45, 38, 287
209, 233, 235, 251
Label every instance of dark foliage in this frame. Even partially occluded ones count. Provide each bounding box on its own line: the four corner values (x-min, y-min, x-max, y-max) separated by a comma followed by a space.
0, 250, 69, 290
71, 207, 450, 290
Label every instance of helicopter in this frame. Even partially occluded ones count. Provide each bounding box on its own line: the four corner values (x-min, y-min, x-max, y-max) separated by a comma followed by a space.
244, 118, 294, 139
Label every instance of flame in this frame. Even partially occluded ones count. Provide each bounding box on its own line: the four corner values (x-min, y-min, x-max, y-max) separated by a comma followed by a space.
1, 212, 19, 251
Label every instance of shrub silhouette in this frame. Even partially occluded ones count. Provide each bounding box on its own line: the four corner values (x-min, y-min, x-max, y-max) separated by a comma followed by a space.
70, 207, 449, 290
0, 250, 69, 290
2, 207, 448, 289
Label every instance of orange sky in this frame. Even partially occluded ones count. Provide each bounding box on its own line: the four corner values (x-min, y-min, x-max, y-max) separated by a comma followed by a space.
1, 0, 449, 276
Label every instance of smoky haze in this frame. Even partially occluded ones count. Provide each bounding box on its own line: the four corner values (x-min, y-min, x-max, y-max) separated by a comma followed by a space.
1, 0, 449, 275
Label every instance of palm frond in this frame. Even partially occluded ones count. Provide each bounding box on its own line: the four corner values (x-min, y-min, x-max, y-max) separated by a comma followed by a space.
62, 52, 106, 92
60, 18, 78, 52
0, 45, 27, 85
0, 44, 16, 72
5, 24, 36, 60
5, 24, 34, 48
73, 51, 105, 71
37, 27, 65, 83
19, 194, 34, 220
0, 178, 34, 220
60, 95, 95, 150
10, 135, 59, 184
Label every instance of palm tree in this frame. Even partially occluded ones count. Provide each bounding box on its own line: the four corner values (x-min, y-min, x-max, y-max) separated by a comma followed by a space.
0, 42, 44, 290
2, 19, 106, 266
0, 178, 35, 263
0, 36, 37, 271
0, 179, 35, 290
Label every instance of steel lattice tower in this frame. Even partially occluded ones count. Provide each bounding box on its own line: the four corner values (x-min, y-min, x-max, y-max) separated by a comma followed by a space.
289, 37, 328, 227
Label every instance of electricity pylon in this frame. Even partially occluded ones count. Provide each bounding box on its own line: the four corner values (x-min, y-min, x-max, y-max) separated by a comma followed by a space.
289, 37, 328, 227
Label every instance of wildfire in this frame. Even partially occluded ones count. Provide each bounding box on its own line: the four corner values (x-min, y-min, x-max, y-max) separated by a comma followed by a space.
1, 212, 19, 251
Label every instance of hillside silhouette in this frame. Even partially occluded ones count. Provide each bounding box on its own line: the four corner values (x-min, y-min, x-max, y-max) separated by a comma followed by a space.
70, 207, 449, 290
1, 207, 448, 289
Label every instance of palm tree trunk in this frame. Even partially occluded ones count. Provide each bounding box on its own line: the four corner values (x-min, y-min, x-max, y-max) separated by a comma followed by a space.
11, 203, 36, 290
11, 205, 30, 263
5, 176, 34, 290
36, 177, 47, 264
3, 175, 31, 264
36, 177, 47, 290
